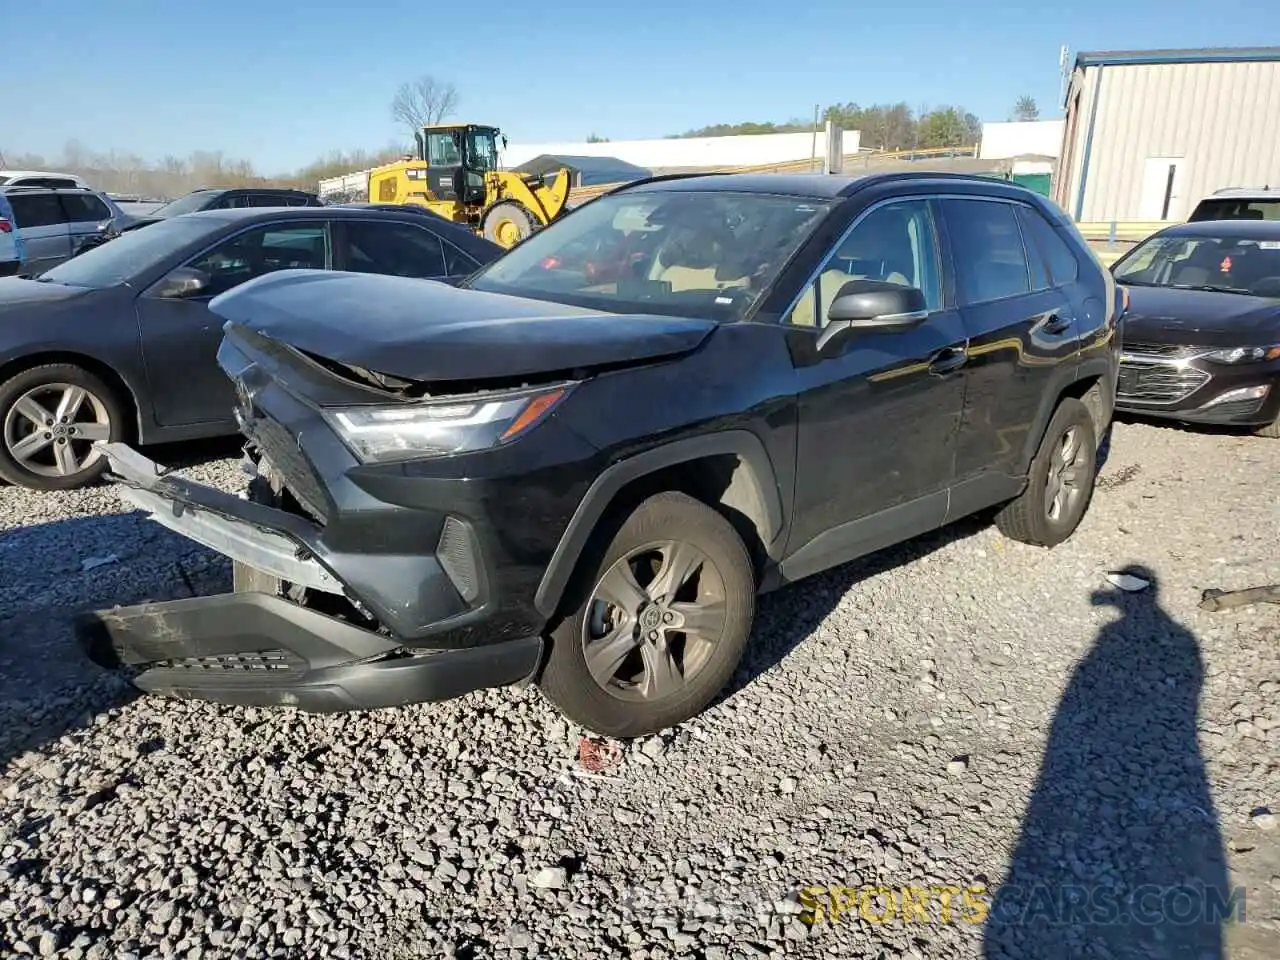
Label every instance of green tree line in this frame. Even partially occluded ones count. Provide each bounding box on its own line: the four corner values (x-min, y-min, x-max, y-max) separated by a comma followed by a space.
671, 101, 985, 151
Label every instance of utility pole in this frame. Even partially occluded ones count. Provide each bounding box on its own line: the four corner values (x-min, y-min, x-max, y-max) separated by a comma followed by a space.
810, 104, 820, 172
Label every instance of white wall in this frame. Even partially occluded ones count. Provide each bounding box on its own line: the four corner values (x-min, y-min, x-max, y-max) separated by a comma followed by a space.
979, 120, 1065, 160
500, 129, 862, 170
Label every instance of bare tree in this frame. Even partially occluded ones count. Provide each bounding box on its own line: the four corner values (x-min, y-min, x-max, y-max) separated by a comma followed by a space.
391, 76, 459, 136
1012, 95, 1040, 122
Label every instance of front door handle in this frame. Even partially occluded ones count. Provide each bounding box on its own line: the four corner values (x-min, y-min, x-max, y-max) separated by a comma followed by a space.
1043, 312, 1073, 335
928, 346, 968, 375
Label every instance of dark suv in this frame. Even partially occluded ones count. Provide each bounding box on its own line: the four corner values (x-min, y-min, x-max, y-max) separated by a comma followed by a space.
127, 187, 323, 228
79, 172, 1123, 738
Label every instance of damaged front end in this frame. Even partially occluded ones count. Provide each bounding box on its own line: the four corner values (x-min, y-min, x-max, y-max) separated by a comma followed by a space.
76, 443, 543, 712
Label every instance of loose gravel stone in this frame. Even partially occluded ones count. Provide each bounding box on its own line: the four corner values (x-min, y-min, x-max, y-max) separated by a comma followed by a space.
1, 424, 1278, 959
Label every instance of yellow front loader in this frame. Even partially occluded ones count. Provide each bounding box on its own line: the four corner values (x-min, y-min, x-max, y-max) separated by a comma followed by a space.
367, 123, 571, 248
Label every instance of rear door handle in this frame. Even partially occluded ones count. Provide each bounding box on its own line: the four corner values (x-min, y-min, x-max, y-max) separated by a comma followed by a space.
928, 346, 969, 375
1043, 312, 1073, 335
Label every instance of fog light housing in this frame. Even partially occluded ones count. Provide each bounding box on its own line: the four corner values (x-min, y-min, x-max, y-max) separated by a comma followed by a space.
1200, 384, 1270, 408
437, 515, 481, 603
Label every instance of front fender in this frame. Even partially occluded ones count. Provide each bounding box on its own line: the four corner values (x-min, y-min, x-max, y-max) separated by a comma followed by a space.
532, 430, 783, 618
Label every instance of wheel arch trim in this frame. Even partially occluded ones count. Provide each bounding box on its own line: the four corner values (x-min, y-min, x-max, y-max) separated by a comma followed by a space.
0, 348, 145, 441
533, 430, 784, 618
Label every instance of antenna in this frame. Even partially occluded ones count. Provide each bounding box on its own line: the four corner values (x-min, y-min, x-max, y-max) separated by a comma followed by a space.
1058, 44, 1072, 106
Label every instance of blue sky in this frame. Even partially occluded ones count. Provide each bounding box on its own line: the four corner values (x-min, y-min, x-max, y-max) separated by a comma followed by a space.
5, 0, 1275, 174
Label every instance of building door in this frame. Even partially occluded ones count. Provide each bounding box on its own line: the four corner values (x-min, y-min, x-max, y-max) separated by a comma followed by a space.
1138, 157, 1187, 221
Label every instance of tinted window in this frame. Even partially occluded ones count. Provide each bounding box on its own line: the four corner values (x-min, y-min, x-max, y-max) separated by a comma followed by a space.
39, 216, 227, 288
60, 193, 112, 222
1190, 198, 1280, 222
343, 220, 448, 278
8, 193, 67, 228
471, 190, 833, 323
16, 177, 79, 189
190, 223, 329, 296
443, 240, 479, 275
1017, 206, 1079, 285
787, 198, 941, 327
945, 199, 1031, 304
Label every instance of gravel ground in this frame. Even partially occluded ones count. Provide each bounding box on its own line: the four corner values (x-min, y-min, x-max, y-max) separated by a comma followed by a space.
1, 421, 1278, 960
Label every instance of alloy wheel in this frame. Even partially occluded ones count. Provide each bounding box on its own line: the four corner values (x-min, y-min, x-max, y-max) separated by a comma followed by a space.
1045, 425, 1087, 522
582, 539, 729, 702
3, 382, 112, 478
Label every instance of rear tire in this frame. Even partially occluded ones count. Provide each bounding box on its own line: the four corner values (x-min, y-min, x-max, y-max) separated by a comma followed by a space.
539, 491, 756, 738
1254, 418, 1280, 439
0, 363, 126, 491
482, 202, 537, 248
995, 397, 1097, 547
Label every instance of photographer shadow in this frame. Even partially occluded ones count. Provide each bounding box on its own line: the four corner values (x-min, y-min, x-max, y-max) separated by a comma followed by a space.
983, 567, 1231, 960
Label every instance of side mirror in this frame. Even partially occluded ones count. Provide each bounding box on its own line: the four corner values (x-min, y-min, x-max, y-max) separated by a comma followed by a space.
816, 279, 929, 355
153, 266, 211, 300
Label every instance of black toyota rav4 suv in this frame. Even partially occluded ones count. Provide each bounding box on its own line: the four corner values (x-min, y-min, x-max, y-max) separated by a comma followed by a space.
79, 172, 1122, 737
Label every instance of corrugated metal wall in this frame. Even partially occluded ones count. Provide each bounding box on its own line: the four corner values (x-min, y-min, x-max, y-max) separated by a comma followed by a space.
1058, 59, 1280, 221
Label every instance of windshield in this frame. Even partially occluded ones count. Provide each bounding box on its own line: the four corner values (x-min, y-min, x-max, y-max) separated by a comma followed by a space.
1113, 233, 1280, 297
39, 216, 226, 288
468, 190, 833, 321
148, 191, 219, 218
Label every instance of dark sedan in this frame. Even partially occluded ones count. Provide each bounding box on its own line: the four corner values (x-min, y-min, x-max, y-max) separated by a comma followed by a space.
0, 207, 502, 490
1111, 220, 1280, 437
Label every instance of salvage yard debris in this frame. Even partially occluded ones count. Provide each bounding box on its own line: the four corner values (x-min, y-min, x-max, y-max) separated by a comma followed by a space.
1198, 583, 1280, 612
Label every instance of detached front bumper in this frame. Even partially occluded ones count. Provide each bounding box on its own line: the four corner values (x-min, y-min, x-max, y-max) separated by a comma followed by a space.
76, 444, 543, 712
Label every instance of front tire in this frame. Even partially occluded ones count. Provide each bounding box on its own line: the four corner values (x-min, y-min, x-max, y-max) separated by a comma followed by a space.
482, 202, 537, 248
539, 492, 756, 738
0, 363, 126, 491
995, 397, 1098, 547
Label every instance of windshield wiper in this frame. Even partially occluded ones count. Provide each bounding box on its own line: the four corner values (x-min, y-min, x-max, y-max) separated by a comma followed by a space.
1170, 284, 1251, 294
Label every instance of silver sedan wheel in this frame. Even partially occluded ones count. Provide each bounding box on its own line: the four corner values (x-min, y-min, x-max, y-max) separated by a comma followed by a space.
3, 382, 112, 478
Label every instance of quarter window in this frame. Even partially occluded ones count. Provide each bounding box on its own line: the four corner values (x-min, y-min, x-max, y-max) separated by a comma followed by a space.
60, 193, 112, 223
1017, 205, 1080, 286
944, 199, 1031, 304
787, 198, 941, 328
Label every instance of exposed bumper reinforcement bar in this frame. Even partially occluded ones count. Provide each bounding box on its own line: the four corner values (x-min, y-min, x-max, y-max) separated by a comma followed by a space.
76, 590, 544, 712
99, 442, 341, 594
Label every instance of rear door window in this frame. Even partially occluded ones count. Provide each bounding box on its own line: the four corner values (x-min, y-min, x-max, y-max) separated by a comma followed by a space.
8, 193, 68, 228
340, 220, 449, 278
942, 199, 1032, 305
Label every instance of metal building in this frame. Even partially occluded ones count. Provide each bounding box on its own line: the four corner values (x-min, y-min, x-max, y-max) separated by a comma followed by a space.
1054, 47, 1280, 222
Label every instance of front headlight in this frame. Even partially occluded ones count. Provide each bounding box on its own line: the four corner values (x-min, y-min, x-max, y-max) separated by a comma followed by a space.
323, 383, 573, 464
1203, 345, 1280, 364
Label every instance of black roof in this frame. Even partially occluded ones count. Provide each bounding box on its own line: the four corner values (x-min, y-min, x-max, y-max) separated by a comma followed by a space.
1158, 219, 1280, 240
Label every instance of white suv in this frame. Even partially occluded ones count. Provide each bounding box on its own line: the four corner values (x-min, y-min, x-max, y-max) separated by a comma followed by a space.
1188, 187, 1280, 222
0, 170, 92, 190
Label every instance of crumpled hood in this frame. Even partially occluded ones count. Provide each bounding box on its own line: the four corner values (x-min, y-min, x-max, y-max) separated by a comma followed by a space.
209, 268, 718, 382
1121, 285, 1280, 346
